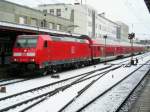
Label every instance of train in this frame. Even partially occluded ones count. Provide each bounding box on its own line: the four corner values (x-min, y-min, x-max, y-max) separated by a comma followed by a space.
10, 34, 145, 75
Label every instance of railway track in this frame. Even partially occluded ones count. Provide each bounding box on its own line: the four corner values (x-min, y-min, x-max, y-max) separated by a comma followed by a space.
115, 64, 150, 112
0, 79, 30, 87
0, 78, 13, 83
58, 60, 150, 112
81, 60, 150, 112
0, 64, 122, 112
0, 53, 146, 87
18, 65, 122, 112
0, 53, 148, 112
0, 57, 138, 87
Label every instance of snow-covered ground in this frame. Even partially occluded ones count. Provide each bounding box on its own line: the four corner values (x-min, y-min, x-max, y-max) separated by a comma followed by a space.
59, 55, 150, 112
1, 53, 144, 98
83, 62, 150, 112
0, 64, 110, 98
0, 53, 149, 112
0, 79, 24, 86
6, 53, 149, 112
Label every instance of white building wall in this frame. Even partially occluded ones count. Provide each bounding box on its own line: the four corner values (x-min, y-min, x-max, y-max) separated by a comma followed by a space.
37, 4, 119, 39
73, 5, 89, 35
38, 4, 73, 20
95, 15, 118, 39
116, 21, 129, 39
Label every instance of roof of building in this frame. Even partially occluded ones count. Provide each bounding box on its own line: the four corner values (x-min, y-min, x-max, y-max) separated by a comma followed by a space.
38, 3, 72, 7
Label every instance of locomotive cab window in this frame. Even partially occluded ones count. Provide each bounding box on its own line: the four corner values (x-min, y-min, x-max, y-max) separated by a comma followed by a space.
15, 36, 38, 48
44, 41, 48, 48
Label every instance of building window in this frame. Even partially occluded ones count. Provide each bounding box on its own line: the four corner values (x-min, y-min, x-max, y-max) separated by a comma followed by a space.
56, 9, 61, 16
99, 25, 101, 30
88, 32, 91, 37
19, 16, 27, 24
96, 33, 98, 38
99, 34, 101, 38
48, 22, 54, 29
88, 21, 92, 27
43, 9, 47, 14
41, 19, 47, 27
65, 8, 68, 11
31, 18, 37, 26
88, 9, 92, 16
95, 24, 97, 29
56, 24, 61, 30
49, 9, 54, 15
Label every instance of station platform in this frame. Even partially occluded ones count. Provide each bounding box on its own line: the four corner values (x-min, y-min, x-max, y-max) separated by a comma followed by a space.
129, 72, 150, 112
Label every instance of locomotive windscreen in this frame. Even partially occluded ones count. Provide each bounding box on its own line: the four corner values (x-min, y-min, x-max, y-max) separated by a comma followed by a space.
15, 36, 38, 48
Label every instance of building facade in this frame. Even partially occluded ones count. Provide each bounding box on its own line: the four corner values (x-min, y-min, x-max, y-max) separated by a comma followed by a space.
116, 21, 129, 39
38, 3, 120, 39
0, 0, 74, 32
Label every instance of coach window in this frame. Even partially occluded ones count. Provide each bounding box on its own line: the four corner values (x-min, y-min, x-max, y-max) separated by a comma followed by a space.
44, 41, 48, 48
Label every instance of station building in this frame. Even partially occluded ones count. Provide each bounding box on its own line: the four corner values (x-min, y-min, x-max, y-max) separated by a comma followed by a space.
37, 3, 125, 39
0, 0, 74, 65
116, 21, 129, 42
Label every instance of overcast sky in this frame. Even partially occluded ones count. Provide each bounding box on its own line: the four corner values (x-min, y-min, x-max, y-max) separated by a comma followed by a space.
6, 0, 150, 40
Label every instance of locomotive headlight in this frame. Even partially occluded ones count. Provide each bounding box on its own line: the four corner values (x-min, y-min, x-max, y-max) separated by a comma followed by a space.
14, 58, 17, 61
13, 58, 18, 62
30, 58, 35, 62
27, 52, 35, 56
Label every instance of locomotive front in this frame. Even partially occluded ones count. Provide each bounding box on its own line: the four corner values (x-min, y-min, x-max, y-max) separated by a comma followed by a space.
11, 35, 39, 71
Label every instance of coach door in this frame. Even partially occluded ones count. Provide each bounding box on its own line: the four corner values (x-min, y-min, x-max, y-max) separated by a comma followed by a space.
101, 47, 104, 57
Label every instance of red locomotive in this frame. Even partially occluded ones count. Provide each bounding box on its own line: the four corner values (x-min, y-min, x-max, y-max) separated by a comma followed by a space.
10, 34, 144, 75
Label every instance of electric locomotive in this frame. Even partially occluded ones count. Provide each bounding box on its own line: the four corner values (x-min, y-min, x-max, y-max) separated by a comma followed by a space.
10, 34, 93, 75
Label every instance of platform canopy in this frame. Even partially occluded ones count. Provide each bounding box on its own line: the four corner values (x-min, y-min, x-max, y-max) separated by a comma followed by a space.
144, 0, 150, 13
0, 21, 81, 37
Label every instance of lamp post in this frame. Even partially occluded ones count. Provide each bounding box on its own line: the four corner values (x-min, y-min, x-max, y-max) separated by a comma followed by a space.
103, 35, 107, 65
128, 32, 135, 65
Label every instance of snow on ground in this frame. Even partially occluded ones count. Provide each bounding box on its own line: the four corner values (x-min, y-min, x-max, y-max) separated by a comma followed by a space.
83, 61, 150, 112
0, 64, 109, 98
0, 53, 147, 99
0, 53, 149, 112
0, 68, 109, 110
25, 78, 96, 112
7, 53, 149, 112
59, 53, 150, 112
30, 52, 150, 112
0, 79, 24, 85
